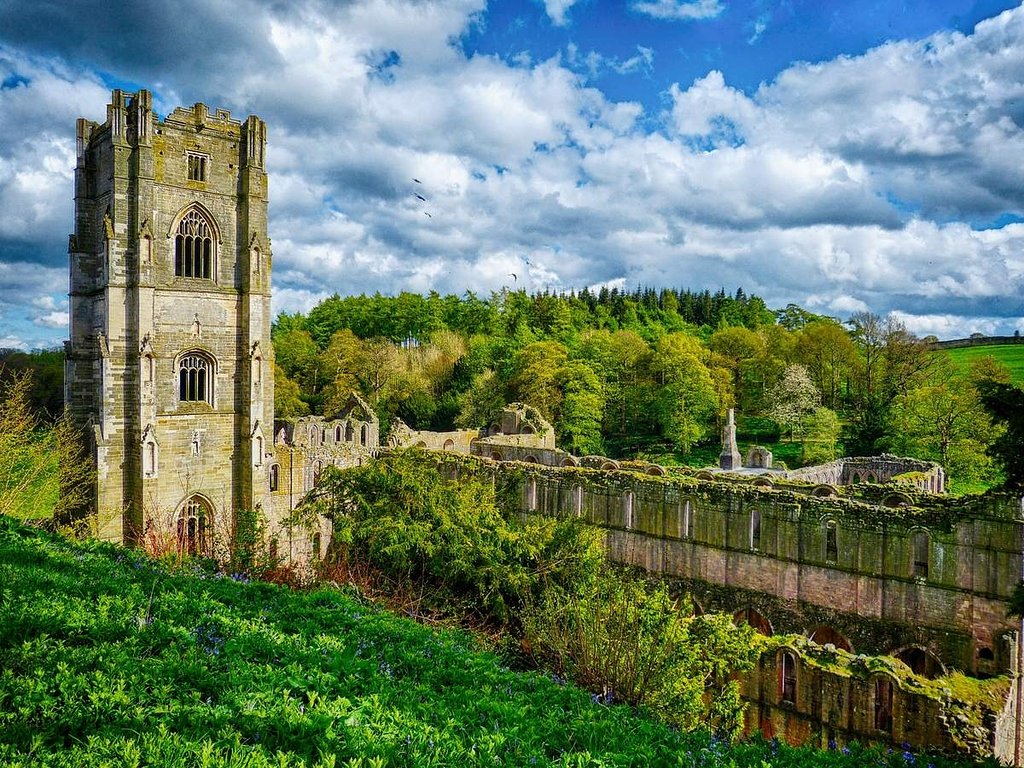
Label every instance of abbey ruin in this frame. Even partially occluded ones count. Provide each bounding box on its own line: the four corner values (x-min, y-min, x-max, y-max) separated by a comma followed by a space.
68, 90, 1024, 763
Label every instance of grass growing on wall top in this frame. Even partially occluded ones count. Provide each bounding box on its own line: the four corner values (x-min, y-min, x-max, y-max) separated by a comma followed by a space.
0, 516, 1002, 767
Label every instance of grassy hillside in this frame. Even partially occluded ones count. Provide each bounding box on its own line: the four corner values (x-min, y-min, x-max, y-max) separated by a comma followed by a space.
941, 344, 1024, 385
0, 517, 995, 767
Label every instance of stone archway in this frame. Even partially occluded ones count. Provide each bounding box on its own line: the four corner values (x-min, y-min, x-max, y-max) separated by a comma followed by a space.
809, 625, 853, 652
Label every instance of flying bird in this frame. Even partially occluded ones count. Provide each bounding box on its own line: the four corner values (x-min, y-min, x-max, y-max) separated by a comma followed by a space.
423, 212, 432, 218
415, 194, 427, 201
412, 178, 422, 184
508, 273, 517, 281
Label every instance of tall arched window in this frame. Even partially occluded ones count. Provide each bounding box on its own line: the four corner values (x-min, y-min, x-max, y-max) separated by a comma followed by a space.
360, 424, 368, 446
174, 208, 214, 279
178, 353, 212, 404
177, 496, 211, 556
269, 464, 279, 492
779, 651, 797, 704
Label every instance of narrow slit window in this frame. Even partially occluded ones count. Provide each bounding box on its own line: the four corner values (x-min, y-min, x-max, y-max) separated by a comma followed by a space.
750, 510, 761, 550
825, 520, 838, 563
912, 531, 929, 579
269, 464, 279, 492
780, 651, 797, 704
873, 677, 894, 732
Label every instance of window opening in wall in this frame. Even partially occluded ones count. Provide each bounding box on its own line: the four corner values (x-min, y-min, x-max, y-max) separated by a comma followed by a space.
143, 354, 154, 384
681, 499, 693, 539
335, 425, 342, 442
825, 520, 838, 563
623, 491, 634, 529
187, 153, 207, 182
979, 647, 995, 662
254, 435, 263, 466
780, 651, 797, 704
269, 464, 279, 492
177, 496, 210, 556
360, 424, 367, 446
308, 425, 318, 446
912, 531, 929, 579
178, 353, 211, 403
573, 485, 583, 516
750, 510, 761, 550
873, 677, 893, 732
526, 478, 537, 511
174, 209, 213, 278
345, 423, 354, 441
144, 442, 156, 476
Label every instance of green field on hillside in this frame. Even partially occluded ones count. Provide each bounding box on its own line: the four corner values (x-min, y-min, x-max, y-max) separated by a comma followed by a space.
0, 517, 997, 767
941, 344, 1024, 384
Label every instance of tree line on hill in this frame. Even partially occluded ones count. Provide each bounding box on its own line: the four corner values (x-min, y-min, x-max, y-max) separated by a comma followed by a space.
272, 287, 1023, 490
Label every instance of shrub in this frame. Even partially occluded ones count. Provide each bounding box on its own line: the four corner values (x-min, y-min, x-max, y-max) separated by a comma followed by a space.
523, 572, 761, 737
310, 451, 604, 625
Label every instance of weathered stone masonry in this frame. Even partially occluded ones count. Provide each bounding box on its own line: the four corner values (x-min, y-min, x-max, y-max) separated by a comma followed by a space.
511, 461, 1020, 675
68, 90, 274, 549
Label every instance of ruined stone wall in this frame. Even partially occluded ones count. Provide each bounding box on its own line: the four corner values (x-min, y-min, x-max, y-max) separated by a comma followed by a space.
786, 456, 945, 493
485, 460, 1023, 675
743, 641, 1005, 758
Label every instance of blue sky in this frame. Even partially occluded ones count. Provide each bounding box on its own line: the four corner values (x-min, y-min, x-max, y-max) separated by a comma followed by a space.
0, 0, 1023, 348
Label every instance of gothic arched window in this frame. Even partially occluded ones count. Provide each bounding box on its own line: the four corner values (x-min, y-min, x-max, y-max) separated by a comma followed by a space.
175, 208, 214, 279
178, 352, 213, 404
177, 496, 211, 556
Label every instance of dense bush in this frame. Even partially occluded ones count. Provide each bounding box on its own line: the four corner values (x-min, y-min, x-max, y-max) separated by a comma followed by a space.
524, 575, 761, 736
310, 451, 605, 624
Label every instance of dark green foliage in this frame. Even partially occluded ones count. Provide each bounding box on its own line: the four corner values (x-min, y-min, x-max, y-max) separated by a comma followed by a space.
0, 347, 64, 420
978, 382, 1024, 488
0, 517, 997, 767
311, 452, 605, 624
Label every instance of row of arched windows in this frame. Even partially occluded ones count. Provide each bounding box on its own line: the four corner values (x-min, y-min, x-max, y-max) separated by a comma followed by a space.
306, 422, 369, 447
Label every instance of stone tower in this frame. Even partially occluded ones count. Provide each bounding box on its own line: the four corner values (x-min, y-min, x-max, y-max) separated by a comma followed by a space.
67, 89, 274, 550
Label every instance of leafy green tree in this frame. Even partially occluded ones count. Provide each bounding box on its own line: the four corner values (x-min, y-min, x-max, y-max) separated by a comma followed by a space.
708, 326, 763, 411
766, 364, 821, 441
273, 363, 309, 417
524, 573, 759, 736
553, 360, 605, 456
978, 381, 1024, 489
794, 319, 857, 409
888, 361, 996, 483
650, 334, 718, 454
802, 407, 841, 465
508, 341, 569, 422
455, 369, 507, 429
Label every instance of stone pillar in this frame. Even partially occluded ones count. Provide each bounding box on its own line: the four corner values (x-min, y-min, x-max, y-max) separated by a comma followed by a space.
719, 408, 743, 470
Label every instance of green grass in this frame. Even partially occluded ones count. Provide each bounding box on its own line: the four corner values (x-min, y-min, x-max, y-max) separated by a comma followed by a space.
0, 517, 996, 767
941, 344, 1024, 385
